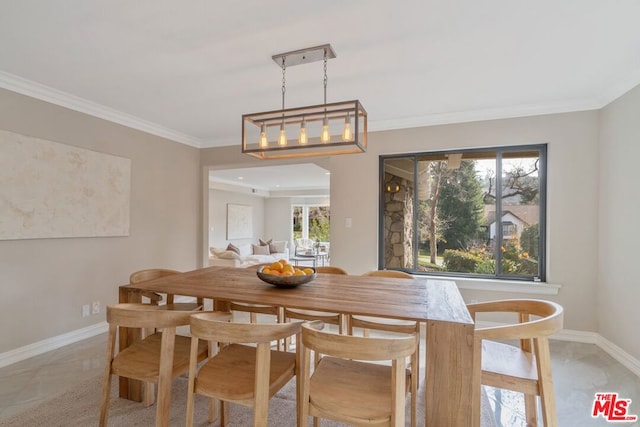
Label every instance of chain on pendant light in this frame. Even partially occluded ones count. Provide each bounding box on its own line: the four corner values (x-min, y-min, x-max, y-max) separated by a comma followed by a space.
277, 57, 288, 146
320, 49, 331, 144
241, 43, 367, 159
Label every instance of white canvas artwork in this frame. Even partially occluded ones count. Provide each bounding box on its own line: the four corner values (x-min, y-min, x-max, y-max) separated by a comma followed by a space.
226, 204, 252, 239
0, 130, 131, 240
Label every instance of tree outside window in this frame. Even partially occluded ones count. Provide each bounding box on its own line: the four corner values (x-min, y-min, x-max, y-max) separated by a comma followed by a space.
380, 145, 546, 281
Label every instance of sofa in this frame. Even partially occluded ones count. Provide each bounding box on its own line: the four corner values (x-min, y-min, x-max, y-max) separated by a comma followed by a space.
208, 240, 289, 268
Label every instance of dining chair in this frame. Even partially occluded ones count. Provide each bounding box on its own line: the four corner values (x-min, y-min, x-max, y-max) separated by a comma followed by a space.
130, 268, 204, 309
223, 265, 286, 352
283, 265, 349, 351
349, 269, 421, 395
468, 299, 564, 427
235, 263, 283, 324
185, 314, 303, 427
315, 266, 349, 275
299, 321, 417, 427
99, 303, 232, 427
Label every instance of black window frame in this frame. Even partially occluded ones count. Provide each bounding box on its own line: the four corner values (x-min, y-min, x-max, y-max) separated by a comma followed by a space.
378, 144, 547, 282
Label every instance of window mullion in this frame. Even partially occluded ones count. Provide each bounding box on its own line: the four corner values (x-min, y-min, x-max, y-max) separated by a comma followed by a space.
495, 152, 503, 276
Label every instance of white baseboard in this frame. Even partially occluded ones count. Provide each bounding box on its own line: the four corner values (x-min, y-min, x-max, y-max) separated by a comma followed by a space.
2, 320, 639, 380
596, 334, 640, 379
474, 322, 639, 379
0, 321, 108, 369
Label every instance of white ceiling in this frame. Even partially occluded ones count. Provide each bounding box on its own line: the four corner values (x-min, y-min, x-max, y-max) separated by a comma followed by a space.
210, 163, 329, 192
1, 1, 640, 149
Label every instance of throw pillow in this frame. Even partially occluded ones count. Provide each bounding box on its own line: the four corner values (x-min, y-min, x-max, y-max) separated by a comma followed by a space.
227, 243, 240, 255
211, 247, 241, 259
269, 240, 287, 253
252, 244, 270, 255
259, 238, 272, 246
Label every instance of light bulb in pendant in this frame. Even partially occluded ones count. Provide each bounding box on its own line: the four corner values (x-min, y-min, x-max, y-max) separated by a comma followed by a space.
277, 123, 287, 146
342, 113, 353, 141
298, 119, 308, 145
320, 117, 331, 143
259, 123, 268, 148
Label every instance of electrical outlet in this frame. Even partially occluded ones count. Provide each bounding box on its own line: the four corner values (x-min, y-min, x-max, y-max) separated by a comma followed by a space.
91, 301, 100, 315
82, 304, 90, 317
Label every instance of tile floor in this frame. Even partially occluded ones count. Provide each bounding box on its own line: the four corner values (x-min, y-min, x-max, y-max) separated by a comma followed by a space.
0, 333, 639, 426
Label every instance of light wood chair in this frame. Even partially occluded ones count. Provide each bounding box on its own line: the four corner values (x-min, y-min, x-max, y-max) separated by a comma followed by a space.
230, 264, 283, 324
225, 265, 286, 352
299, 321, 417, 427
349, 269, 421, 398
468, 299, 564, 427
315, 266, 349, 275
361, 269, 415, 279
185, 314, 303, 427
130, 268, 204, 309
99, 303, 232, 427
284, 265, 349, 350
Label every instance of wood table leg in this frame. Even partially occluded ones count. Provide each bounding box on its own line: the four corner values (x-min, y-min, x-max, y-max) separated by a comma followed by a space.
425, 320, 476, 427
118, 286, 143, 401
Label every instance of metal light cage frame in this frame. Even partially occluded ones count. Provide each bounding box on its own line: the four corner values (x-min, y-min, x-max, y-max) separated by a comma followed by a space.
242, 100, 367, 159
241, 44, 367, 160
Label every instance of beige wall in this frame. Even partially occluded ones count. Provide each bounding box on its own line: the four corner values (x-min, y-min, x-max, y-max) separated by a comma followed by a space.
598, 84, 640, 360
331, 112, 600, 332
208, 188, 266, 249
202, 111, 601, 333
0, 89, 201, 353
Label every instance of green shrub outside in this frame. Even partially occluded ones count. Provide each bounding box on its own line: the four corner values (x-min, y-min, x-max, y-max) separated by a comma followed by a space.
443, 249, 481, 273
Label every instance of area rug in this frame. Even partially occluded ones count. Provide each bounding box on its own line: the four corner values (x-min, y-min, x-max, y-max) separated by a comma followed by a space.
0, 374, 496, 426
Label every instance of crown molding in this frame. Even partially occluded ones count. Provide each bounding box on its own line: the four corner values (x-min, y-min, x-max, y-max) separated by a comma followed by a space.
3, 69, 639, 150
594, 68, 640, 107
0, 71, 204, 148
368, 98, 604, 134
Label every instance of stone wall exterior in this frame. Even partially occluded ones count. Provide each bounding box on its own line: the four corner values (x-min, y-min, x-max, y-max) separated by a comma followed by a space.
383, 173, 413, 268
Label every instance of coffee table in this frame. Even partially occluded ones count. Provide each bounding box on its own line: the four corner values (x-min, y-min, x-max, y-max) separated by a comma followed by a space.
290, 252, 328, 268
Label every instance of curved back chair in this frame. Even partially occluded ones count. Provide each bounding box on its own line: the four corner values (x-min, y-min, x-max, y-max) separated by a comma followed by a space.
315, 266, 349, 275
99, 303, 231, 427
468, 299, 564, 427
299, 322, 417, 427
360, 269, 414, 279
185, 314, 303, 427
222, 266, 287, 351
226, 265, 284, 327
349, 269, 420, 407
284, 265, 349, 348
130, 268, 204, 309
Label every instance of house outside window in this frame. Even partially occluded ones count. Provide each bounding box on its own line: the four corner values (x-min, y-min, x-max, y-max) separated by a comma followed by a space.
379, 144, 546, 282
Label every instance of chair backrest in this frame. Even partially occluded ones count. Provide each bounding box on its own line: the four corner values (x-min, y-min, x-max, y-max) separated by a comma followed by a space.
468, 299, 564, 340
361, 270, 414, 279
316, 266, 348, 275
129, 268, 181, 283
106, 303, 199, 329
301, 322, 415, 361
190, 312, 302, 344
244, 263, 274, 270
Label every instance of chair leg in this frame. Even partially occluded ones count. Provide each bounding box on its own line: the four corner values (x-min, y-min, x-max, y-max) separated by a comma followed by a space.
535, 338, 558, 427
99, 325, 117, 427
524, 394, 538, 426
220, 401, 227, 426
143, 382, 155, 407
410, 350, 418, 427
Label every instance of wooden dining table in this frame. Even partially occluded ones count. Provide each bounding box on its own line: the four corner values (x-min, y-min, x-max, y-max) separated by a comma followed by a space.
118, 266, 476, 427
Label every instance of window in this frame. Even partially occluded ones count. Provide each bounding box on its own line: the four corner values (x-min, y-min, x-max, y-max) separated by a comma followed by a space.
379, 145, 546, 281
292, 205, 330, 242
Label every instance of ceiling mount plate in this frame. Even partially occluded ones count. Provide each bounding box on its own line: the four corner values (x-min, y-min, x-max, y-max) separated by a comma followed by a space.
272, 44, 336, 67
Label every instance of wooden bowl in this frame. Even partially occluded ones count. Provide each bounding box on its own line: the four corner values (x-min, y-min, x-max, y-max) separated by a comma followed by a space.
256, 266, 316, 288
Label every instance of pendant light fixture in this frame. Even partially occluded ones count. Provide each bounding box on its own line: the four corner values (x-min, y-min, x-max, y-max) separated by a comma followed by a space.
242, 44, 367, 159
